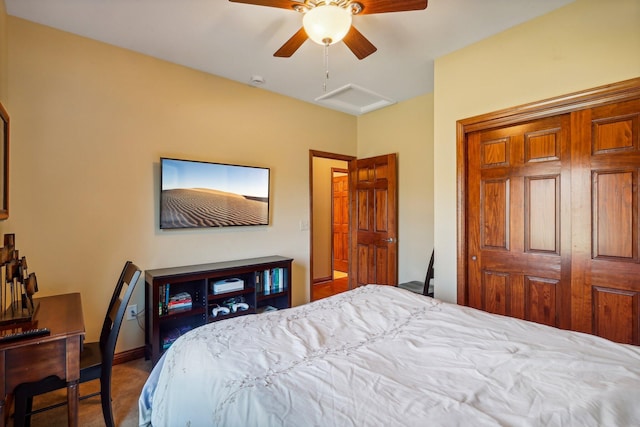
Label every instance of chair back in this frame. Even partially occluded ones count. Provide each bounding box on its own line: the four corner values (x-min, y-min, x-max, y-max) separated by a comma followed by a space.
99, 261, 142, 368
423, 250, 434, 297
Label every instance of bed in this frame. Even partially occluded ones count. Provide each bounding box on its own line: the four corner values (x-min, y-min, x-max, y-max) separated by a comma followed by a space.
138, 285, 640, 426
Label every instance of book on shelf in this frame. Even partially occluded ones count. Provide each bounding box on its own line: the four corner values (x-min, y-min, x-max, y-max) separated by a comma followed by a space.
167, 302, 192, 312
168, 291, 192, 312
263, 269, 270, 295
159, 284, 168, 315
273, 267, 284, 292
258, 267, 286, 296
161, 325, 193, 350
169, 291, 191, 303
159, 285, 193, 314
255, 271, 262, 293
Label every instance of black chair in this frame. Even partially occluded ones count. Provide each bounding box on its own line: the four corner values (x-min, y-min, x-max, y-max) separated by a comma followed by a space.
13, 261, 142, 427
398, 249, 434, 297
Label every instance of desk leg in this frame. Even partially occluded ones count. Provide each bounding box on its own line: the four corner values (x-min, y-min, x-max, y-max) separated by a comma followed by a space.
65, 333, 82, 427
67, 380, 79, 427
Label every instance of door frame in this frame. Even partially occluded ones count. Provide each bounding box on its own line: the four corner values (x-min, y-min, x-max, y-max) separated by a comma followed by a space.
456, 78, 640, 306
309, 150, 356, 301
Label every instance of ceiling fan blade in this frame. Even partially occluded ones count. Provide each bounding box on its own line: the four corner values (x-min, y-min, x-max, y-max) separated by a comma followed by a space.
274, 28, 308, 57
358, 0, 428, 15
228, 0, 299, 11
342, 26, 377, 60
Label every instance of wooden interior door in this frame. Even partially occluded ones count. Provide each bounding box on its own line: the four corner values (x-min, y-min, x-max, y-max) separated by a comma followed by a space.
570, 98, 640, 344
467, 115, 572, 328
349, 153, 398, 288
332, 171, 349, 273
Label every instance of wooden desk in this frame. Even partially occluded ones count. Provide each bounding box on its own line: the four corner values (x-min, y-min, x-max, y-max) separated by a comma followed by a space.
0, 293, 84, 427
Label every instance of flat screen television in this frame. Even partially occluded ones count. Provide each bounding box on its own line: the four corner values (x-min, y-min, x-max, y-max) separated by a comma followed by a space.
160, 157, 270, 229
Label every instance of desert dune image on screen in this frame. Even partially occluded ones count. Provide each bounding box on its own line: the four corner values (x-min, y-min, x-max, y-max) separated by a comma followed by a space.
160, 158, 270, 229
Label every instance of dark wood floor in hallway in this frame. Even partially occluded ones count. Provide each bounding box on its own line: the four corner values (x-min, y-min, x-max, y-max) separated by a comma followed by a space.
312, 275, 349, 301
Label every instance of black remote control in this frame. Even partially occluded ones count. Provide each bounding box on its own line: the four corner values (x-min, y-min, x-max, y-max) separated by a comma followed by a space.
0, 327, 50, 343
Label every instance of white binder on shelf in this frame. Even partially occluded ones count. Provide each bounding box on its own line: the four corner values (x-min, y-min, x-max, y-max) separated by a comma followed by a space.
212, 277, 244, 294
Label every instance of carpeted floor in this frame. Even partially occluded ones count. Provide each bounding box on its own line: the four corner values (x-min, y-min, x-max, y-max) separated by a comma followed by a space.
9, 357, 152, 427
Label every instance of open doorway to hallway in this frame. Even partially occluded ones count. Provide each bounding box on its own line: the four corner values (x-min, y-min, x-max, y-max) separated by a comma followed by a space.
310, 151, 354, 301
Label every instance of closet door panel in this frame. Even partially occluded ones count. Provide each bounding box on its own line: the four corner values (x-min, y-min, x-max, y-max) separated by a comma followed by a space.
592, 287, 639, 344
573, 98, 640, 344
481, 179, 509, 250
483, 270, 509, 316
468, 116, 570, 328
525, 276, 559, 327
592, 170, 635, 259
526, 176, 559, 254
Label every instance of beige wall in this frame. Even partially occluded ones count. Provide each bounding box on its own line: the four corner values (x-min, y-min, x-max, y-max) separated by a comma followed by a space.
358, 93, 435, 283
0, 0, 7, 102
6, 16, 357, 351
434, 0, 640, 302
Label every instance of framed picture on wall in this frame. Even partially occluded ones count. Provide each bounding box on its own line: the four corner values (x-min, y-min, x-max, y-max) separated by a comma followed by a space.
159, 157, 270, 229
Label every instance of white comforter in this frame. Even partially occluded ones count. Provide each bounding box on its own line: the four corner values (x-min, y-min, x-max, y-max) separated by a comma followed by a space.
140, 285, 640, 426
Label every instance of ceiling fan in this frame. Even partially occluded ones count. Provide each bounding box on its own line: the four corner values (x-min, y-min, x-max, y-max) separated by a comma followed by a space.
229, 0, 429, 60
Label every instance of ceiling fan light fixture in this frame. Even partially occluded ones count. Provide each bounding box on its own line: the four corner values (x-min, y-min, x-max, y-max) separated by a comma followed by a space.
303, 4, 352, 46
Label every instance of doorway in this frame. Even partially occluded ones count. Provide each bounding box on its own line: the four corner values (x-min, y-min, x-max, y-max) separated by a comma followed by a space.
309, 151, 399, 300
310, 151, 354, 301
332, 168, 349, 274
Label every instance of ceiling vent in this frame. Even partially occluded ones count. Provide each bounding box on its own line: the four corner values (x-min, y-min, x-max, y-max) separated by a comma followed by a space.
315, 84, 395, 115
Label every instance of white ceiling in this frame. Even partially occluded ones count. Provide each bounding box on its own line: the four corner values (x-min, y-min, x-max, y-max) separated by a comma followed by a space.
5, 0, 574, 115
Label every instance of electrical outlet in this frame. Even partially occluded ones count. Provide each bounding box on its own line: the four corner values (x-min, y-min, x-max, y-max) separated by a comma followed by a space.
126, 304, 137, 321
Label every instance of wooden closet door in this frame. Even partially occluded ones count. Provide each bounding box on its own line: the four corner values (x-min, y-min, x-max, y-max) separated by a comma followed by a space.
571, 98, 640, 344
467, 115, 572, 328
459, 78, 640, 345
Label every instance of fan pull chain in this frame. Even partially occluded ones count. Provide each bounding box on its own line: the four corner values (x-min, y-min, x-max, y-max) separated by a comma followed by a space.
323, 42, 329, 93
